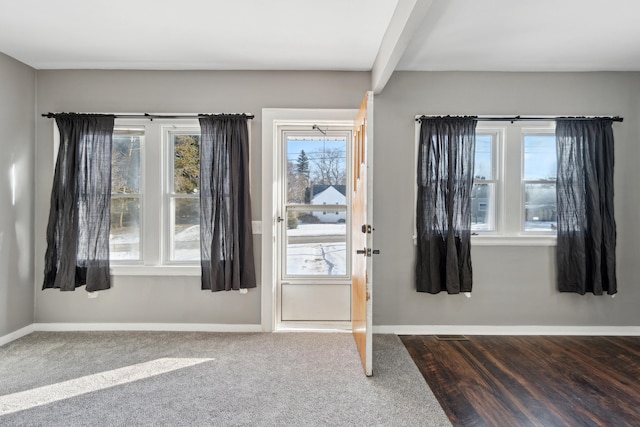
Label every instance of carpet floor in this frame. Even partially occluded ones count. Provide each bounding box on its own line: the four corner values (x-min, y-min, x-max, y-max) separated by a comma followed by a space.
0, 332, 451, 426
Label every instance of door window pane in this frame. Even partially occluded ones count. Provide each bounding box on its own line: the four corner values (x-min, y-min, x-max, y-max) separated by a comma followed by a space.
285, 209, 346, 276
286, 137, 347, 204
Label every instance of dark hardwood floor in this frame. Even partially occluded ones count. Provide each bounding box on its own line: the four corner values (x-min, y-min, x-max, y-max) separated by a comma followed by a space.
400, 335, 640, 427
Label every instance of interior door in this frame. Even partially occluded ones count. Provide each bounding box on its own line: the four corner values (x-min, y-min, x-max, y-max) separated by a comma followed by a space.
352, 91, 374, 376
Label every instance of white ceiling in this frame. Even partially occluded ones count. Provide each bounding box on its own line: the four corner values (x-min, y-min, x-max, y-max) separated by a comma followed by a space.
1, 0, 639, 74
398, 0, 640, 72
0, 0, 398, 70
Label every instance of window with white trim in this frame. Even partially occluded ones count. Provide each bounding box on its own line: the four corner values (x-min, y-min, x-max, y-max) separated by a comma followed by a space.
167, 129, 200, 261
475, 121, 557, 238
522, 132, 557, 233
472, 132, 499, 232
109, 119, 202, 267
416, 119, 557, 243
110, 127, 143, 261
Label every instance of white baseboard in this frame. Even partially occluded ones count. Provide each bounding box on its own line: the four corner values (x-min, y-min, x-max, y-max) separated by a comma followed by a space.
33, 323, 263, 333
373, 325, 640, 336
9, 324, 640, 340
0, 324, 35, 347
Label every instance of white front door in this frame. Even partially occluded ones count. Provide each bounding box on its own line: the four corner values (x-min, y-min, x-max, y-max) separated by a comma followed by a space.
275, 124, 353, 329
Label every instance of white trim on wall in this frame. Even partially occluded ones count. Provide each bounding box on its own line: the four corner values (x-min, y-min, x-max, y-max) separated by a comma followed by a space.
33, 323, 262, 333
261, 108, 358, 333
3, 324, 639, 348
374, 325, 640, 336
0, 325, 35, 347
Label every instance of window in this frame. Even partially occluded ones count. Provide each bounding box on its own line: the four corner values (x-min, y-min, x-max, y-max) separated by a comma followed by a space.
167, 130, 200, 261
110, 128, 143, 261
281, 129, 351, 278
472, 132, 498, 232
523, 133, 557, 232
109, 119, 202, 270
416, 119, 557, 244
475, 121, 556, 239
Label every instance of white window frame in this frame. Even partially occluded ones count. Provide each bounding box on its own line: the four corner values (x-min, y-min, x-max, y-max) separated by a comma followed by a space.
521, 127, 557, 236
472, 128, 502, 235
414, 118, 557, 247
110, 126, 145, 264
164, 126, 201, 265
278, 127, 353, 281
479, 120, 556, 245
110, 118, 201, 276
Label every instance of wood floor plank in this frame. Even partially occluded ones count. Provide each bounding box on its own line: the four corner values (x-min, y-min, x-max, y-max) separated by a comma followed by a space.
475, 336, 611, 427
412, 336, 486, 427
459, 337, 567, 427
400, 335, 640, 427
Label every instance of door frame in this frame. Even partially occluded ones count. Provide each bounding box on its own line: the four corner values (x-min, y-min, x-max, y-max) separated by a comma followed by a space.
261, 108, 358, 332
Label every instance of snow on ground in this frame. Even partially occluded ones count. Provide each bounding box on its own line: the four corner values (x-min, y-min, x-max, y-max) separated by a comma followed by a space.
286, 223, 346, 275
175, 225, 200, 241
287, 223, 345, 236
286, 242, 346, 276
109, 223, 348, 269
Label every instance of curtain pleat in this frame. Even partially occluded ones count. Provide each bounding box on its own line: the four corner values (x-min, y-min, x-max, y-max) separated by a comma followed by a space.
556, 119, 617, 295
43, 114, 114, 292
199, 115, 256, 291
416, 117, 476, 294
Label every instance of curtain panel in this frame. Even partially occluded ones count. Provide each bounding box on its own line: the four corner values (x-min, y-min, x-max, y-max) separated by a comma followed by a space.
556, 119, 617, 295
43, 114, 115, 292
199, 115, 257, 291
416, 117, 477, 294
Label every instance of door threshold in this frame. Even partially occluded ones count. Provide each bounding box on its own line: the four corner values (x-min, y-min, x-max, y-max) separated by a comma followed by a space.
275, 321, 352, 333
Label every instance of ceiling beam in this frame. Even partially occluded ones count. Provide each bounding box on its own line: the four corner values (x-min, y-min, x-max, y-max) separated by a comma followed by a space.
371, 0, 433, 94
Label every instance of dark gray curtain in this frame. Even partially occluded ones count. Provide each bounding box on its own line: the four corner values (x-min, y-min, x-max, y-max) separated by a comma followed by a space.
199, 115, 256, 292
416, 117, 476, 294
43, 114, 115, 292
556, 119, 617, 295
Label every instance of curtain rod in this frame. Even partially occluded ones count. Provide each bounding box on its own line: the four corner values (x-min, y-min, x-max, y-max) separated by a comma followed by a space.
42, 112, 255, 120
415, 115, 623, 123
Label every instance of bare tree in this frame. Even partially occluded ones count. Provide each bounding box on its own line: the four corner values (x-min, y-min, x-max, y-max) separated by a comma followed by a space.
311, 147, 346, 185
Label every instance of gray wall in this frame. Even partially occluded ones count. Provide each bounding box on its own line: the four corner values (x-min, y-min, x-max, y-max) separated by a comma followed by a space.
34, 70, 640, 328
0, 53, 35, 336
34, 70, 369, 324
373, 71, 640, 327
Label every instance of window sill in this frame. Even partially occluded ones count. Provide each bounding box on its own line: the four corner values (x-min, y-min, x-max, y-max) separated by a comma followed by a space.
110, 265, 200, 277
471, 235, 557, 247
